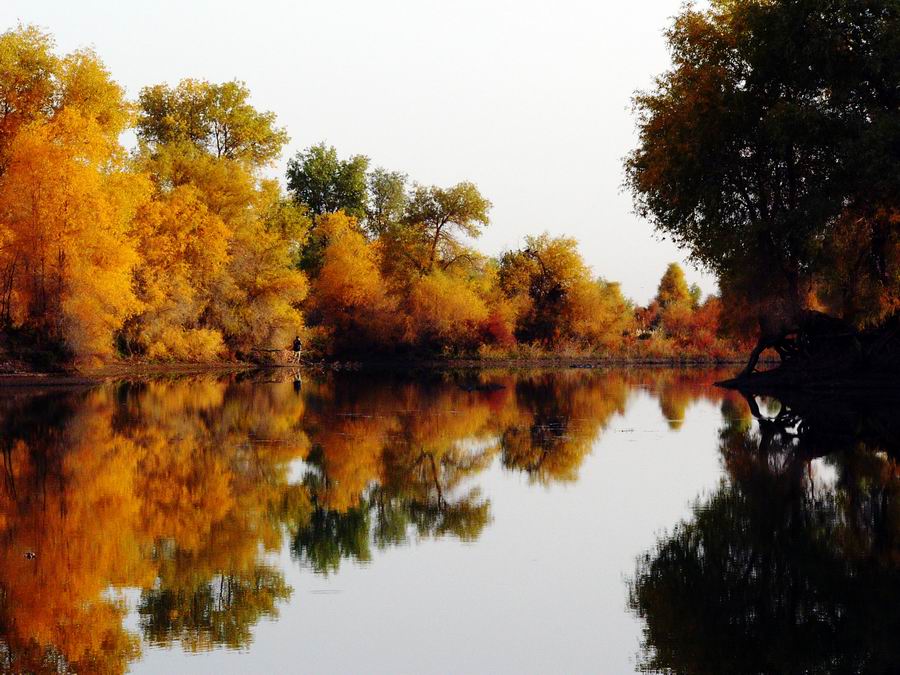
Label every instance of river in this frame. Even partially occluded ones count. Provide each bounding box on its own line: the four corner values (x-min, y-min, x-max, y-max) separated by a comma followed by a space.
0, 368, 894, 674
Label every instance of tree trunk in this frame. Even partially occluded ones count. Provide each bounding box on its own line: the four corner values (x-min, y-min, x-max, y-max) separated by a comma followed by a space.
739, 336, 769, 378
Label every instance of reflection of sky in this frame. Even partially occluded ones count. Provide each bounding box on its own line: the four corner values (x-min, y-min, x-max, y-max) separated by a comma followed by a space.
286, 457, 309, 485
129, 392, 727, 674
810, 457, 840, 494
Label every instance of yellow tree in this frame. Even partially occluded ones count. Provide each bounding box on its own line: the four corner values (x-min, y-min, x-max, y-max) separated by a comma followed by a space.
213, 184, 309, 353
0, 109, 146, 358
0, 25, 58, 165
127, 185, 230, 360
135, 80, 306, 357
0, 33, 146, 359
308, 211, 398, 353
404, 270, 489, 351
655, 262, 692, 308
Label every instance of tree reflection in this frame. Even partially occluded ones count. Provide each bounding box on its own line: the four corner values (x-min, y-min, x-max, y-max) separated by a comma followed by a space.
500, 371, 628, 482
0, 367, 734, 671
0, 379, 305, 672
139, 564, 290, 651
630, 390, 900, 674
289, 376, 497, 573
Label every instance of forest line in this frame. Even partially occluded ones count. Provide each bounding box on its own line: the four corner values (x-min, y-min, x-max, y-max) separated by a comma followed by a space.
0, 25, 741, 366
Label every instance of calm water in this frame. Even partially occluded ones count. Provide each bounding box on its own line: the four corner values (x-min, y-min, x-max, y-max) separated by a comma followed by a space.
0, 368, 897, 674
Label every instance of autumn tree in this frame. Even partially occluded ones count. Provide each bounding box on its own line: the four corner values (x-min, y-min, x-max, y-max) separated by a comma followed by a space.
137, 79, 288, 165
499, 234, 632, 348
819, 208, 900, 327
0, 32, 148, 359
0, 25, 58, 166
626, 0, 900, 376
125, 185, 231, 360
134, 78, 306, 357
211, 184, 310, 353
307, 211, 398, 353
404, 270, 490, 352
655, 263, 691, 308
650, 263, 695, 345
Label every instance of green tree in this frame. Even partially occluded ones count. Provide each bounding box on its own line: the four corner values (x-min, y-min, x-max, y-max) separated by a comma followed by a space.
402, 182, 491, 272
366, 167, 408, 237
137, 79, 288, 166
689, 283, 703, 309
139, 566, 290, 651
286, 142, 370, 218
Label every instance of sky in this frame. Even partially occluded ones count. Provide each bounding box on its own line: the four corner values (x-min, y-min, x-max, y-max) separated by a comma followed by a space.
1, 0, 716, 304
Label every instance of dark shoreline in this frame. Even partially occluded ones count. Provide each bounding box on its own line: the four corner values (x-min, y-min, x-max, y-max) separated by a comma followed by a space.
716, 370, 900, 394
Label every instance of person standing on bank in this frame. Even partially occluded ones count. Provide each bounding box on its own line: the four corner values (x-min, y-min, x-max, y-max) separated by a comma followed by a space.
292, 335, 303, 363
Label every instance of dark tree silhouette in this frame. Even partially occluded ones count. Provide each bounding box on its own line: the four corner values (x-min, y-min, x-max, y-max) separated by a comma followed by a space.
627, 0, 900, 383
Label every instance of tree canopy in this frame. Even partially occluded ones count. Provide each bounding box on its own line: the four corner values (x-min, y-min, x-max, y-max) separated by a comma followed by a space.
137, 79, 288, 166
402, 182, 492, 273
626, 0, 900, 328
656, 262, 691, 308
286, 142, 370, 218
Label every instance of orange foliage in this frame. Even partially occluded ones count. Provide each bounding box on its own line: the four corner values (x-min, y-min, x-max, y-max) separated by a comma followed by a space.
498, 234, 633, 349
0, 110, 147, 360
404, 271, 489, 351
308, 212, 397, 353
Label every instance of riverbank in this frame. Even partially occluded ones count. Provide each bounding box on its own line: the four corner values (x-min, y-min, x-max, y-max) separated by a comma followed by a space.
0, 355, 755, 387
0, 362, 256, 388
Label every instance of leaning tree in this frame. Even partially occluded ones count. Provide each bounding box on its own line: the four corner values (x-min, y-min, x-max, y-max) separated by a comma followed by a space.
626, 0, 900, 381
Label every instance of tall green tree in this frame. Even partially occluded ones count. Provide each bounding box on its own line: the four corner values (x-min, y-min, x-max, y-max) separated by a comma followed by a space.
286, 143, 369, 218
366, 167, 407, 237
137, 79, 288, 166
402, 182, 491, 272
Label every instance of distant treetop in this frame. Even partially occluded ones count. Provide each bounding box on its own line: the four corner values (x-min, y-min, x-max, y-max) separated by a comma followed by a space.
137, 79, 288, 167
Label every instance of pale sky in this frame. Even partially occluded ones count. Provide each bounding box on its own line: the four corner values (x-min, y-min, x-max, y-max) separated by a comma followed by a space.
2, 0, 716, 304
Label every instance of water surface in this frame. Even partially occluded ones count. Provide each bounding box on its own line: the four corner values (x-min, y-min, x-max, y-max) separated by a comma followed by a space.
0, 368, 895, 674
